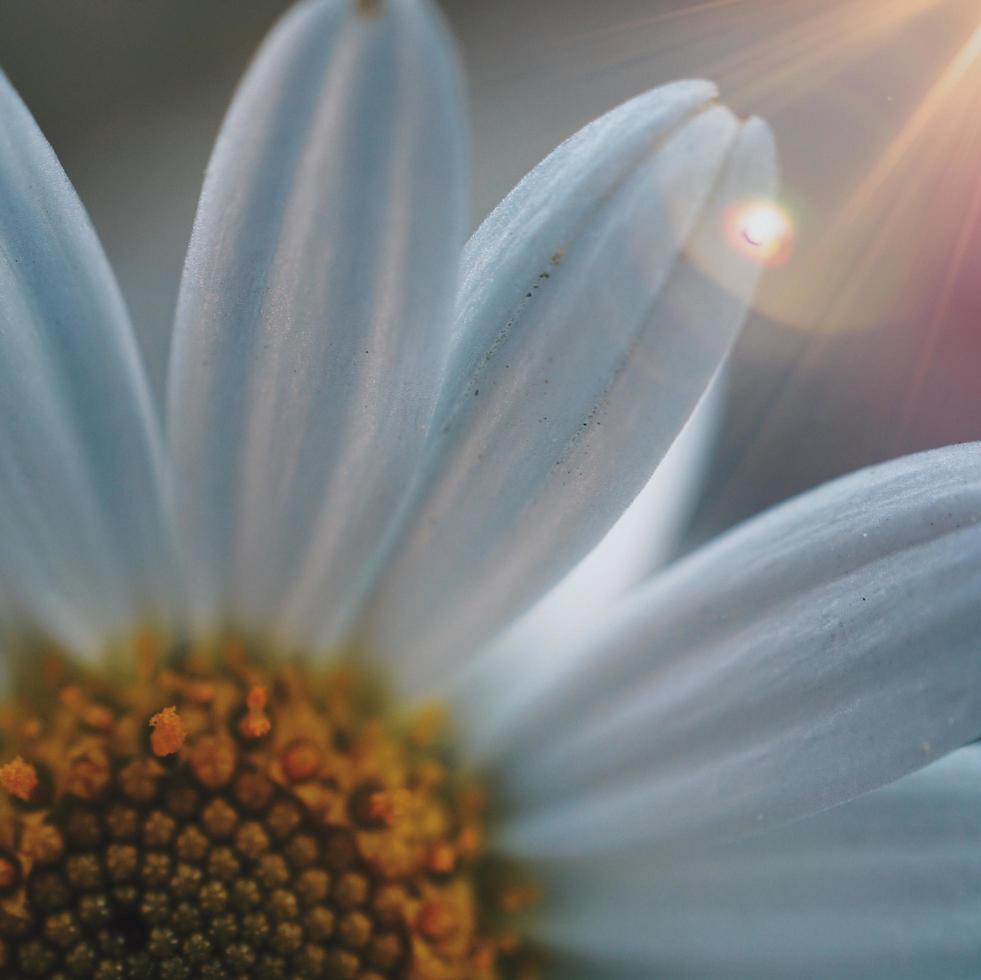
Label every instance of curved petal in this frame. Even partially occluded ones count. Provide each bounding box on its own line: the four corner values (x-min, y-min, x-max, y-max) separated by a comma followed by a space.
167, 0, 469, 640
498, 442, 981, 857
446, 374, 725, 762
359, 83, 777, 692
0, 70, 175, 652
537, 745, 981, 980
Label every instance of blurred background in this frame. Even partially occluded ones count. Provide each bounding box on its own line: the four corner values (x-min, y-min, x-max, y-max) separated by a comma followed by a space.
2, 0, 980, 546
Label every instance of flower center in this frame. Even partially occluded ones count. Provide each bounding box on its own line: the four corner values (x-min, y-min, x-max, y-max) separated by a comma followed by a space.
0, 637, 539, 978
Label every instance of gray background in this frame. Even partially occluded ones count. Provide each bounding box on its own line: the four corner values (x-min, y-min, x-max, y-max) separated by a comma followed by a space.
2, 0, 979, 544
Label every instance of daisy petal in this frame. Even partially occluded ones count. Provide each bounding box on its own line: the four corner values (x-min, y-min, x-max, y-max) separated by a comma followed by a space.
446, 376, 725, 762
0, 71, 174, 651
362, 83, 777, 690
538, 745, 981, 980
498, 443, 981, 857
167, 0, 468, 638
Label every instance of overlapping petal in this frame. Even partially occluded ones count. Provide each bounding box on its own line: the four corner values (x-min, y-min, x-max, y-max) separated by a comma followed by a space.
360, 82, 777, 691
538, 745, 981, 979
0, 71, 175, 652
447, 377, 725, 761
167, 0, 468, 640
496, 443, 981, 857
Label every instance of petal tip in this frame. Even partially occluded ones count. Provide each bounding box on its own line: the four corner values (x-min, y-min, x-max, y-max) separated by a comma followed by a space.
737, 114, 780, 190
664, 78, 720, 102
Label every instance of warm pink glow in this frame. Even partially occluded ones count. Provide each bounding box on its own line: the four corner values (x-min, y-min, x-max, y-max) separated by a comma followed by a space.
727, 200, 795, 267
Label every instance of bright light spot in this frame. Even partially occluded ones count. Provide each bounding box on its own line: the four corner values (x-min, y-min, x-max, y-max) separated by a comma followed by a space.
742, 207, 784, 246
726, 200, 795, 267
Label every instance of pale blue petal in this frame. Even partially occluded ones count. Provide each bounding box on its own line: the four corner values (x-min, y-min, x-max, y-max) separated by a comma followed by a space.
167, 0, 468, 640
446, 376, 724, 762
0, 70, 175, 651
498, 443, 981, 857
359, 83, 777, 692
538, 746, 981, 980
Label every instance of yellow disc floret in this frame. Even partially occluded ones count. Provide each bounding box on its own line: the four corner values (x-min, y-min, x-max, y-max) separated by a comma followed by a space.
0, 638, 540, 978
0, 758, 38, 804
148, 708, 187, 759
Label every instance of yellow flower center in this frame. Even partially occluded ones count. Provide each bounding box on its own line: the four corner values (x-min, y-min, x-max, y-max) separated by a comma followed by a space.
0, 637, 540, 979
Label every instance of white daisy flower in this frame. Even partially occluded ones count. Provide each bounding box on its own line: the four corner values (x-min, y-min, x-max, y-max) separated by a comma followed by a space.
0, 1, 978, 978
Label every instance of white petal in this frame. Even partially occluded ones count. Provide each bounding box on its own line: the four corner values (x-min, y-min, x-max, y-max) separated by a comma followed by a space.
446, 374, 725, 763
360, 83, 777, 692
0, 70, 175, 651
498, 442, 981, 857
167, 0, 468, 640
537, 745, 981, 980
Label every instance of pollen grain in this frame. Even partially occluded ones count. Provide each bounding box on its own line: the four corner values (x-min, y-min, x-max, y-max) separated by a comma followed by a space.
148, 707, 187, 758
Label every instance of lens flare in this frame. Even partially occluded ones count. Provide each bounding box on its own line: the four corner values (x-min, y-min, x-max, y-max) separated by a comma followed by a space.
727, 200, 795, 267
